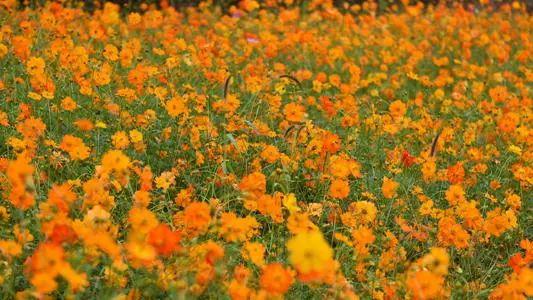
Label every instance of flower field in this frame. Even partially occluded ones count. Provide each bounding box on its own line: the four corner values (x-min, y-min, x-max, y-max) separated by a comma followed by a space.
0, 0, 531, 298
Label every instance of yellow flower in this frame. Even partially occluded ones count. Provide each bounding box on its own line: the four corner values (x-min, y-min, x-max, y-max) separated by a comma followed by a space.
155, 171, 175, 191
282, 193, 301, 214
352, 201, 377, 224
0, 43, 7, 58
129, 130, 143, 143
287, 230, 333, 274
508, 145, 522, 155
0, 206, 8, 220
95, 121, 107, 129
28, 92, 42, 101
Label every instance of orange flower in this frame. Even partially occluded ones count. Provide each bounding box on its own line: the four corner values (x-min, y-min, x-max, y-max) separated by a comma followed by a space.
260, 263, 294, 295
16, 117, 46, 140
329, 155, 351, 178
61, 97, 77, 111
389, 100, 407, 119
111, 131, 130, 149
30, 273, 58, 294
93, 62, 112, 86
382, 177, 399, 199
283, 102, 306, 122
175, 186, 194, 207
260, 145, 280, 163
128, 207, 158, 235
213, 94, 240, 114
182, 202, 211, 237
132, 190, 151, 208
12, 36, 31, 61
0, 111, 9, 127
228, 279, 251, 300
101, 150, 131, 173
218, 212, 260, 242
421, 158, 437, 182
256, 193, 283, 223
73, 119, 94, 131
329, 178, 350, 199
445, 184, 466, 206
239, 171, 266, 198
241, 242, 265, 266
484, 209, 517, 237
26, 242, 86, 294
437, 217, 470, 249
490, 267, 533, 299
287, 212, 318, 234
193, 240, 225, 266
321, 132, 341, 154
126, 240, 157, 268
498, 112, 520, 132
103, 44, 119, 61
446, 162, 465, 184
26, 56, 46, 76
47, 183, 77, 213
165, 97, 188, 118
342, 201, 377, 227
351, 226, 375, 256
0, 240, 22, 258
127, 65, 149, 90
407, 270, 445, 300
0, 2, 529, 297
6, 155, 35, 210
59, 135, 90, 160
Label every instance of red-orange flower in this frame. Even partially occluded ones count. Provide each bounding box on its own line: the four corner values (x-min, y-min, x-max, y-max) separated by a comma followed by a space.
147, 224, 182, 256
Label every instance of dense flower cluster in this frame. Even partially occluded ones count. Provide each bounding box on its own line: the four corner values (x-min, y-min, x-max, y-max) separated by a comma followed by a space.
0, 0, 531, 298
